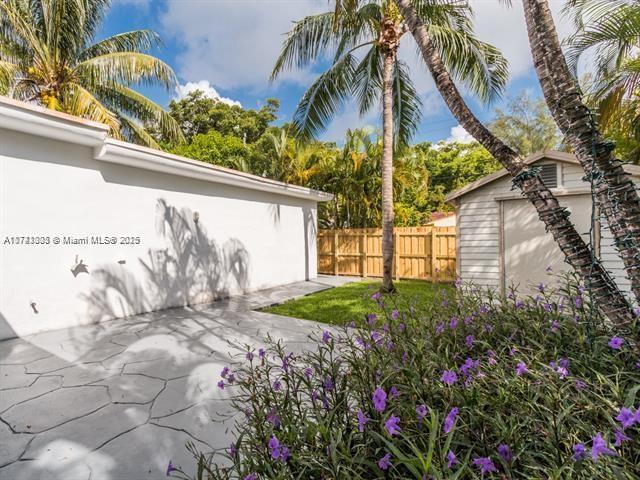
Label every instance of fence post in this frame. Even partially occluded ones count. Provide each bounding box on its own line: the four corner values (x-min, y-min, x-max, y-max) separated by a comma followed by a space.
361, 233, 367, 278
394, 231, 400, 281
431, 228, 438, 282
333, 230, 339, 275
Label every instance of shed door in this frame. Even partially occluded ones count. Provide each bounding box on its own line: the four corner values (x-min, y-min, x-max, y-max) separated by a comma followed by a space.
502, 195, 593, 291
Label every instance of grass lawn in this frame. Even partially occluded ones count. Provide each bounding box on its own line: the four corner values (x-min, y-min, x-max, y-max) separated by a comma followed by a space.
262, 279, 452, 325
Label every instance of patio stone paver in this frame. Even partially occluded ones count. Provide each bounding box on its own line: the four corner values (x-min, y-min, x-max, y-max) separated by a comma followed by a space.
0, 275, 358, 479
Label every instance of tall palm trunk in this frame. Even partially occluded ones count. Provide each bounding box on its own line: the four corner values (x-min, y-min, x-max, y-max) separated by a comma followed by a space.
395, 0, 635, 326
522, 0, 640, 303
380, 18, 400, 293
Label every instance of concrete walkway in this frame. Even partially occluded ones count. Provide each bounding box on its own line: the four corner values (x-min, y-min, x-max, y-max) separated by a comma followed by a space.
0, 276, 358, 480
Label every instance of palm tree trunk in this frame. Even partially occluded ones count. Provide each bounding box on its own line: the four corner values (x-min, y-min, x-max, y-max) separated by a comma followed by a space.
522, 0, 640, 303
381, 45, 396, 292
395, 0, 635, 327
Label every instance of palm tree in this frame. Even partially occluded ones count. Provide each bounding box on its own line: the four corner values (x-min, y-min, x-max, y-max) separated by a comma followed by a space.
395, 0, 635, 326
272, 0, 507, 292
521, 0, 640, 306
0, 0, 183, 147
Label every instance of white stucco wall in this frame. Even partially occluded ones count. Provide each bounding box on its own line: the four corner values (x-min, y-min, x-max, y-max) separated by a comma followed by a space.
0, 100, 326, 340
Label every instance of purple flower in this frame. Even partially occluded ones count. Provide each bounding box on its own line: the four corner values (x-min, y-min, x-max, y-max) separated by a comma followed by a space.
497, 444, 512, 462
443, 407, 459, 434
614, 429, 631, 446
304, 367, 313, 379
446, 450, 457, 468
608, 336, 624, 350
574, 296, 583, 308
573, 443, 586, 461
551, 320, 559, 332
322, 330, 332, 343
516, 362, 528, 376
378, 453, 391, 470
244, 474, 258, 480
574, 380, 586, 390
272, 380, 281, 391
465, 335, 475, 348
217, 380, 225, 390
449, 316, 458, 329
384, 415, 401, 436
460, 357, 479, 377
538, 283, 545, 293
246, 351, 254, 362
391, 309, 400, 320
473, 457, 497, 474
221, 367, 230, 378
441, 370, 458, 385
455, 277, 462, 288
357, 409, 369, 432
435, 322, 445, 335
479, 305, 489, 314
416, 404, 428, 421
615, 407, 637, 429
372, 292, 382, 301
266, 408, 281, 428
166, 460, 176, 476
389, 386, 400, 399
402, 351, 409, 365
228, 444, 238, 457
279, 446, 290, 463
591, 432, 616, 461
258, 348, 266, 359
367, 313, 378, 326
373, 387, 387, 412
323, 376, 334, 391
543, 302, 552, 312
268, 435, 281, 459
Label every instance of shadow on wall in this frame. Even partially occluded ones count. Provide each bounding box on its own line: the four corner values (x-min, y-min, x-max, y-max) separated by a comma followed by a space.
303, 206, 316, 281
81, 199, 250, 324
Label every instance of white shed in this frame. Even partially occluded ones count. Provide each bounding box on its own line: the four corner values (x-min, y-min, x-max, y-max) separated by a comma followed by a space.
445, 151, 640, 294
0, 97, 331, 339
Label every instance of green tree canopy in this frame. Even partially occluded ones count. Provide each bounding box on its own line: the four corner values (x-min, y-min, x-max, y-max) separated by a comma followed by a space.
167, 90, 279, 143
488, 91, 561, 156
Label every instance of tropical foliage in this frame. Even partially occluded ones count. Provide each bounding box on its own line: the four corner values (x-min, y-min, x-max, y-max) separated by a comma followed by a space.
566, 0, 640, 162
0, 0, 183, 147
488, 91, 562, 156
173, 276, 640, 479
165, 104, 499, 230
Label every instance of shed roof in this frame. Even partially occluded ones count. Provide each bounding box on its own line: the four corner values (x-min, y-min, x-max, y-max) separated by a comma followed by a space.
0, 96, 333, 202
444, 150, 640, 203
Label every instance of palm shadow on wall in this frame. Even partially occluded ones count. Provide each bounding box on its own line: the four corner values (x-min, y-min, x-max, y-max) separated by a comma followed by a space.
82, 198, 250, 324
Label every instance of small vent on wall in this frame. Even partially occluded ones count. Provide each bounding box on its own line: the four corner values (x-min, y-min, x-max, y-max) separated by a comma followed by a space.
539, 163, 558, 188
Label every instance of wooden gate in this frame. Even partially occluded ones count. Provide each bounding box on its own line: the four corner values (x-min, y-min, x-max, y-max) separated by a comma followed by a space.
317, 226, 456, 281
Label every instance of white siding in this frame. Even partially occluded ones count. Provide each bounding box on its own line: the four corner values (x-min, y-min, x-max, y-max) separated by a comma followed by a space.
456, 158, 635, 297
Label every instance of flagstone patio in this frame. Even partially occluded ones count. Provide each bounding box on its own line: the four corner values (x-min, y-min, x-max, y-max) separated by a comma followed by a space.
0, 276, 357, 480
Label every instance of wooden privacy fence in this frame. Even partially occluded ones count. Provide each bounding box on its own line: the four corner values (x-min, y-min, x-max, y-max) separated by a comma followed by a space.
318, 226, 457, 281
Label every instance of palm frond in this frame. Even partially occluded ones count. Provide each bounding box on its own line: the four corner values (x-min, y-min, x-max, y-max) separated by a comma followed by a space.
0, 60, 19, 93
74, 52, 177, 89
79, 30, 162, 60
426, 23, 509, 103
565, 2, 640, 75
271, 12, 337, 81
392, 59, 422, 146
117, 115, 161, 149
291, 53, 357, 139
353, 43, 383, 115
93, 83, 185, 144
61, 82, 120, 130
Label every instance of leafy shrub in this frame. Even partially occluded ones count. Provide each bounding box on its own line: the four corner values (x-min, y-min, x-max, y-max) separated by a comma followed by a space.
176, 278, 640, 479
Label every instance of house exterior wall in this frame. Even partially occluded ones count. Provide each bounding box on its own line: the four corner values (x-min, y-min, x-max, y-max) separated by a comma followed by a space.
455, 159, 635, 296
0, 126, 322, 340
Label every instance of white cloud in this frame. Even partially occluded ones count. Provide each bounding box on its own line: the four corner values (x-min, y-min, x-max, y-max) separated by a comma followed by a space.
174, 80, 242, 107
159, 0, 326, 91
446, 125, 475, 143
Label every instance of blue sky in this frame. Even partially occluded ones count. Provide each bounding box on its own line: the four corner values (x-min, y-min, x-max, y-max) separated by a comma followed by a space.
103, 0, 571, 144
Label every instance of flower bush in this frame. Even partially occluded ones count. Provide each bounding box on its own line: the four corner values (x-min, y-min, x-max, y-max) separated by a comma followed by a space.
179, 278, 640, 479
